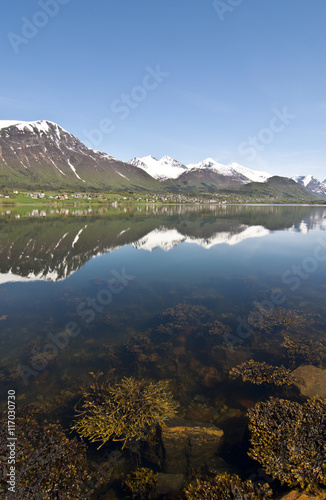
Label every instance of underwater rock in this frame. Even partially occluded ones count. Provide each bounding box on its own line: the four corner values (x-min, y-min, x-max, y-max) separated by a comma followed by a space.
280, 491, 326, 500
202, 366, 222, 388
206, 456, 234, 476
236, 397, 256, 409
159, 417, 224, 474
101, 490, 119, 500
291, 365, 326, 397
185, 405, 215, 422
156, 473, 185, 495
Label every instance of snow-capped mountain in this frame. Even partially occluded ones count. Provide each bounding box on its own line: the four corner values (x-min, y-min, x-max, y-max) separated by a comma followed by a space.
187, 158, 271, 183
292, 175, 326, 199
0, 120, 159, 190
130, 155, 272, 185
129, 155, 188, 180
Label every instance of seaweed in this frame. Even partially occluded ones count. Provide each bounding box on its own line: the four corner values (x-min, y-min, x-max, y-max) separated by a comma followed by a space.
123, 467, 158, 499
184, 473, 272, 499
248, 396, 326, 493
281, 335, 325, 368
229, 360, 293, 386
72, 373, 177, 449
0, 407, 92, 500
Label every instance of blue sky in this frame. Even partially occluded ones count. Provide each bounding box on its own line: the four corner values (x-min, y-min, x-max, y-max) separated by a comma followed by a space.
1, 0, 326, 179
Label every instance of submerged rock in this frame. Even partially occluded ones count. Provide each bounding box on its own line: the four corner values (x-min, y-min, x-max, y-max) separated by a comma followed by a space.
161, 418, 224, 473
156, 473, 185, 495
291, 365, 326, 397
144, 417, 224, 474
280, 490, 326, 499
185, 405, 215, 422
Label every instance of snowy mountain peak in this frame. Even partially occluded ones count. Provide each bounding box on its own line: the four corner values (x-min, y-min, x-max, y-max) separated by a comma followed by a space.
0, 119, 156, 190
0, 120, 23, 130
187, 158, 220, 169
228, 163, 272, 183
292, 175, 313, 187
186, 158, 271, 183
0, 119, 70, 137
129, 155, 187, 180
292, 175, 326, 198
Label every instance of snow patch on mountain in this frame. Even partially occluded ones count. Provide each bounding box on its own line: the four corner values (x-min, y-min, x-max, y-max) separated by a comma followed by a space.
67, 158, 85, 182
116, 171, 129, 180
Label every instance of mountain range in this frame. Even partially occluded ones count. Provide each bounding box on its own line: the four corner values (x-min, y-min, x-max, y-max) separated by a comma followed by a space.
0, 119, 324, 199
130, 155, 271, 184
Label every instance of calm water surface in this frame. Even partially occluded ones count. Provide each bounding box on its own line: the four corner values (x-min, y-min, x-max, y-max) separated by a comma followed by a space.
0, 204, 326, 480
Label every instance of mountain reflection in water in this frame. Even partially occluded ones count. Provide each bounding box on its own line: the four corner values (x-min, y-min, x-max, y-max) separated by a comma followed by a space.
0, 204, 325, 283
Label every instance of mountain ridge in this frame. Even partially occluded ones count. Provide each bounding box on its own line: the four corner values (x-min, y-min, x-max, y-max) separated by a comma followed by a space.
130, 155, 272, 185
0, 120, 320, 199
0, 120, 160, 191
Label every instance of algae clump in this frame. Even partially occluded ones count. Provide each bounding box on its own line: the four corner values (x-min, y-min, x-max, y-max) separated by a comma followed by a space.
184, 473, 272, 499
124, 467, 158, 499
248, 396, 326, 492
72, 374, 177, 449
229, 359, 293, 386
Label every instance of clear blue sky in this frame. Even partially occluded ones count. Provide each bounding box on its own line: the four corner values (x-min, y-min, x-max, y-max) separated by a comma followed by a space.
1, 0, 325, 179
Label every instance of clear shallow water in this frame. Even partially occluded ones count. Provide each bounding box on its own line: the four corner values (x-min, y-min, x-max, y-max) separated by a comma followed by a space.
0, 204, 326, 486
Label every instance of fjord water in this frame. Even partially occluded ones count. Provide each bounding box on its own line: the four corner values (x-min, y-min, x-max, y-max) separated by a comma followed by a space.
0, 204, 326, 472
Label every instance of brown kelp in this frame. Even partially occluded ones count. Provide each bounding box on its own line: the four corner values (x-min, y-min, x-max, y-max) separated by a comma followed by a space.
281, 335, 325, 368
72, 373, 177, 449
123, 467, 158, 499
248, 396, 326, 492
0, 407, 91, 500
184, 473, 272, 499
249, 307, 318, 335
229, 360, 293, 386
